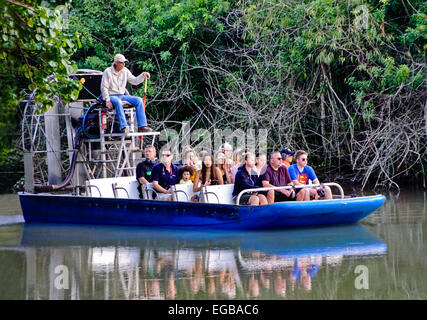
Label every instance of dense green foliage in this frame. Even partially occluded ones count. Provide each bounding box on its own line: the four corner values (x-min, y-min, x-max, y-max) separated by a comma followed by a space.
0, 0, 81, 166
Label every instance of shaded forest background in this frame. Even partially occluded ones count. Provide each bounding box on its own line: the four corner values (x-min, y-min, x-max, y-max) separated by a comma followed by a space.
0, 0, 426, 192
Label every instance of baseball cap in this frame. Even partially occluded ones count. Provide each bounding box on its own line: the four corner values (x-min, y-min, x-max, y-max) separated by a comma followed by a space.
114, 53, 128, 63
280, 148, 295, 157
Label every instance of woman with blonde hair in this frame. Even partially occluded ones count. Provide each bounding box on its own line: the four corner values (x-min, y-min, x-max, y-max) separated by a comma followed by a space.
180, 147, 197, 182
230, 148, 246, 183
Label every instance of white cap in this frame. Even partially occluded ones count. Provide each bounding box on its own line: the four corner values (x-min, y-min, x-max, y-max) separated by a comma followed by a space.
114, 53, 128, 63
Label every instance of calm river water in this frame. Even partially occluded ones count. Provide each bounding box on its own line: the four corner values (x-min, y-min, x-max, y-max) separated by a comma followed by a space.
0, 189, 426, 300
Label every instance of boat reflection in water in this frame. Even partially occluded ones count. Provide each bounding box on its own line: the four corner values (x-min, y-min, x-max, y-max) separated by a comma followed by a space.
12, 223, 386, 299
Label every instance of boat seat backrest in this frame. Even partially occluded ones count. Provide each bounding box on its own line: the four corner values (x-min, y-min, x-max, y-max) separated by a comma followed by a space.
203, 184, 235, 204
171, 183, 195, 202
141, 182, 155, 200
126, 180, 140, 199
87, 176, 140, 199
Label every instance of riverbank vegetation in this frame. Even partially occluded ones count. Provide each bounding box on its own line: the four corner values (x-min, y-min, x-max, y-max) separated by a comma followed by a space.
0, 0, 426, 192
0, 0, 81, 191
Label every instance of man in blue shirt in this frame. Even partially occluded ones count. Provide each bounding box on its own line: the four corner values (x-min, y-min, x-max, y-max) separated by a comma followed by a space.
288, 150, 332, 201
151, 148, 180, 200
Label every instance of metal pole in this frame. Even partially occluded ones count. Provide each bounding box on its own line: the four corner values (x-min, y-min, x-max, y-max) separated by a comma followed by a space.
44, 102, 62, 185
24, 151, 34, 193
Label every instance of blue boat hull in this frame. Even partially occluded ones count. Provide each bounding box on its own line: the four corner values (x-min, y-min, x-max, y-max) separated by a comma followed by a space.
19, 193, 386, 229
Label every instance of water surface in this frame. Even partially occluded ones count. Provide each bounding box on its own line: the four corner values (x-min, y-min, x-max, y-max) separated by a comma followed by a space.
0, 190, 426, 300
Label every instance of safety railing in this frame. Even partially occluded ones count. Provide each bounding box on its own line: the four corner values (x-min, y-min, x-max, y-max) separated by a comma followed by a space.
235, 183, 344, 205
171, 185, 190, 201
202, 188, 220, 204
84, 183, 102, 197
112, 182, 130, 199
141, 183, 160, 200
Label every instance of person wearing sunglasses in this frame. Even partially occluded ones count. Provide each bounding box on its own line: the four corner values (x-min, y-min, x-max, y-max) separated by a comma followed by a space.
288, 150, 332, 200
151, 148, 180, 200
260, 151, 294, 204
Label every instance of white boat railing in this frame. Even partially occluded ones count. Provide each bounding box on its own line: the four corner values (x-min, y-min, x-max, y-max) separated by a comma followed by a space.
141, 183, 159, 200
235, 182, 345, 205
171, 183, 196, 202
85, 183, 102, 197
112, 183, 130, 199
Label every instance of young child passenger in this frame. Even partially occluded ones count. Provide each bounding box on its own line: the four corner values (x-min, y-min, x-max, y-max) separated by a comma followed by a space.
179, 166, 193, 185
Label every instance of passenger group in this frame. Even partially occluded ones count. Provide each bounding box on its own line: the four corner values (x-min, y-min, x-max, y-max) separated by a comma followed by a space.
136, 144, 332, 206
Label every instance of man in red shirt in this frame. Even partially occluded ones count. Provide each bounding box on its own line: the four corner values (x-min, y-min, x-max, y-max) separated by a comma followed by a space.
260, 151, 294, 204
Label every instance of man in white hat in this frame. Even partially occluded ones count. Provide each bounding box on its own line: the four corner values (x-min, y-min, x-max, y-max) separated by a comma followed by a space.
100, 53, 152, 133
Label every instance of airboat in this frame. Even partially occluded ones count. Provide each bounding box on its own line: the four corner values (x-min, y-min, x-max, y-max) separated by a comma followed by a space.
18, 70, 386, 230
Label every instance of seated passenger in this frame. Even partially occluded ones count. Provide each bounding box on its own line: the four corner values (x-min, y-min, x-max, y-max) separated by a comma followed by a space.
230, 148, 246, 183
175, 145, 193, 165
136, 145, 159, 198
255, 152, 267, 177
179, 166, 193, 185
151, 148, 180, 201
192, 154, 223, 202
180, 147, 197, 182
280, 148, 295, 169
219, 143, 233, 177
288, 150, 332, 201
260, 151, 294, 204
195, 150, 209, 171
176, 145, 196, 165
232, 152, 268, 205
214, 152, 231, 184
220, 142, 233, 163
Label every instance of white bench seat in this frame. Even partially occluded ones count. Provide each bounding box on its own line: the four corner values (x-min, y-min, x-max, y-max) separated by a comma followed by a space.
86, 178, 235, 204
202, 184, 235, 204
171, 183, 196, 202
87, 176, 140, 199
